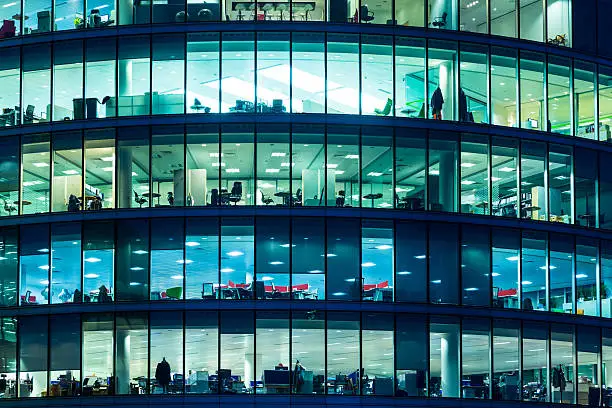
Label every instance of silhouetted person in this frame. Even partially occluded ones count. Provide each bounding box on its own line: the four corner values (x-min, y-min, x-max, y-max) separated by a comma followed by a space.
98, 285, 111, 303
155, 357, 171, 394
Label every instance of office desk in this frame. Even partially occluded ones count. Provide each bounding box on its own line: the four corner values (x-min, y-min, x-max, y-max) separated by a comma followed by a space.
221, 287, 252, 299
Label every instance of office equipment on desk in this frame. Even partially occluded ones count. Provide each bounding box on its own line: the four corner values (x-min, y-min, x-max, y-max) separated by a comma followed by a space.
0, 107, 18, 126
263, 370, 290, 394
37, 10, 51, 32
202, 282, 216, 299
229, 182, 242, 204
359, 5, 374, 23
187, 371, 209, 393
431, 11, 446, 28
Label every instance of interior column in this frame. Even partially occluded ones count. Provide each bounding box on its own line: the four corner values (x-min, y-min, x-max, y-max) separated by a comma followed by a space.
244, 352, 262, 391
441, 327, 460, 398
116, 330, 131, 394
118, 147, 133, 208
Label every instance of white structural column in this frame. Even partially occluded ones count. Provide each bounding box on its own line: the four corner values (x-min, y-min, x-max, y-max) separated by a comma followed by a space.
116, 329, 131, 395
441, 327, 460, 398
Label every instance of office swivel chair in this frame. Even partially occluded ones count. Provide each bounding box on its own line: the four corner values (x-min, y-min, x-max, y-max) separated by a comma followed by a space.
293, 188, 302, 206
134, 191, 147, 208
375, 98, 392, 116
23, 105, 36, 124
210, 189, 220, 206
431, 12, 447, 28
260, 191, 274, 205
336, 190, 346, 207
1, 198, 16, 216
202, 283, 216, 299
0, 19, 16, 38
359, 5, 374, 22
229, 182, 242, 205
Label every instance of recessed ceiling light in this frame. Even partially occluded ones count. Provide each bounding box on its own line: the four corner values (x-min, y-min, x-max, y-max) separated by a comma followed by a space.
226, 168, 240, 173
265, 169, 280, 173
32, 162, 49, 167
227, 251, 244, 257
62, 170, 79, 175
271, 152, 286, 157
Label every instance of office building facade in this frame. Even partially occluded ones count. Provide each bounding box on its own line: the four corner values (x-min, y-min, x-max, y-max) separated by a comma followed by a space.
1, 0, 612, 407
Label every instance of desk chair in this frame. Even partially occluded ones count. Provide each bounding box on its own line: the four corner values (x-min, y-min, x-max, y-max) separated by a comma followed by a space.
359, 5, 374, 22
292, 188, 302, 206
165, 287, 182, 300
1, 198, 16, 216
202, 282, 216, 299
261, 192, 274, 205
375, 98, 392, 116
0, 19, 16, 38
229, 182, 242, 205
277, 3, 286, 20
134, 191, 147, 208
431, 11, 447, 28
23, 105, 36, 124
303, 3, 313, 20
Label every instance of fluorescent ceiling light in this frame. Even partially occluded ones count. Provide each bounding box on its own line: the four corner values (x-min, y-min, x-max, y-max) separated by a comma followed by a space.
226, 168, 240, 173
32, 162, 49, 167
499, 167, 515, 172
461, 180, 476, 185
397, 271, 412, 275
2, 2, 17, 7
269, 261, 284, 265
130, 267, 144, 271
176, 259, 193, 264
506, 256, 519, 261
280, 244, 296, 248
326, 164, 338, 169
414, 255, 426, 259
84, 257, 101, 263
521, 280, 533, 285
464, 287, 479, 291
308, 270, 323, 273
133, 250, 148, 255
576, 273, 588, 279
209, 152, 223, 157
212, 162, 226, 167
23, 180, 43, 187
375, 245, 392, 250
555, 175, 569, 180
361, 262, 376, 267
185, 241, 200, 247
62, 170, 79, 175
345, 154, 359, 159
38, 265, 50, 270
102, 167, 113, 172
367, 172, 383, 177
101, 156, 114, 162
395, 187, 415, 193
429, 170, 440, 175
171, 275, 184, 280
491, 272, 501, 277
265, 169, 280, 173
258, 182, 274, 188
261, 276, 274, 281
226, 251, 244, 257
129, 282, 141, 286
431, 280, 442, 284
84, 273, 99, 279
460, 162, 476, 168
257, 64, 342, 94
220, 268, 234, 273
281, 162, 295, 167
271, 152, 286, 157
334, 170, 345, 175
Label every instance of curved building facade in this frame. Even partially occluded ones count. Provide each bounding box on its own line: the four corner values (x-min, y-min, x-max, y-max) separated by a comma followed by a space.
1, 1, 612, 407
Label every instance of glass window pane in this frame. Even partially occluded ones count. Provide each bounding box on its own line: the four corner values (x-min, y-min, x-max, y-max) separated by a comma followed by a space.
395, 314, 427, 396
574, 61, 597, 139
185, 311, 218, 394
428, 0, 456, 30
520, 0, 544, 42
428, 40, 457, 121
521, 140, 547, 220
547, 56, 571, 135
327, 218, 360, 301
362, 127, 392, 208
49, 315, 80, 396
0, 317, 17, 398
0, 0, 20, 35
362, 313, 393, 395
220, 217, 254, 299
291, 124, 325, 207
0, 137, 19, 215
460, 134, 489, 215
221, 124, 254, 205
600, 152, 612, 230
521, 231, 547, 311
327, 312, 360, 395
395, 221, 426, 303
257, 32, 289, 114
86, 0, 116, 27
19, 224, 49, 305
23, 0, 51, 33
18, 316, 48, 397
115, 313, 148, 394
54, 0, 84, 30
118, 36, 150, 117
461, 225, 490, 306
0, 228, 17, 306
576, 238, 599, 317
429, 223, 458, 304
151, 127, 184, 207
220, 310, 253, 392
491, 47, 518, 128
84, 129, 115, 209
551, 324, 574, 403
491, 0, 516, 37
327, 34, 359, 115
256, 125, 290, 205
0, 49, 20, 127
52, 131, 82, 212
150, 312, 183, 394
598, 66, 612, 142
51, 223, 82, 304
83, 221, 114, 303
222, 33, 254, 113
291, 217, 325, 300
492, 319, 520, 401
116, 219, 149, 301
291, 33, 325, 113
460, 43, 488, 124
291, 310, 325, 394
255, 217, 289, 298
255, 311, 289, 394
395, 0, 423, 26
577, 326, 600, 404
53, 41, 84, 121
520, 52, 545, 131
548, 145, 572, 223
327, 126, 360, 207
461, 318, 490, 399
491, 137, 519, 217
187, 33, 220, 114
547, 0, 571, 47
395, 37, 426, 118
492, 228, 520, 309
549, 234, 574, 314
361, 35, 392, 116
152, 35, 185, 115
522, 322, 548, 402
430, 316, 460, 398
185, 217, 219, 300
604, 329, 612, 392
150, 218, 184, 300
82, 314, 113, 395
429, 131, 458, 212
186, 124, 219, 206
22, 45, 51, 123
117, 127, 150, 208
395, 128, 426, 209
362, 220, 393, 302
574, 148, 597, 228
